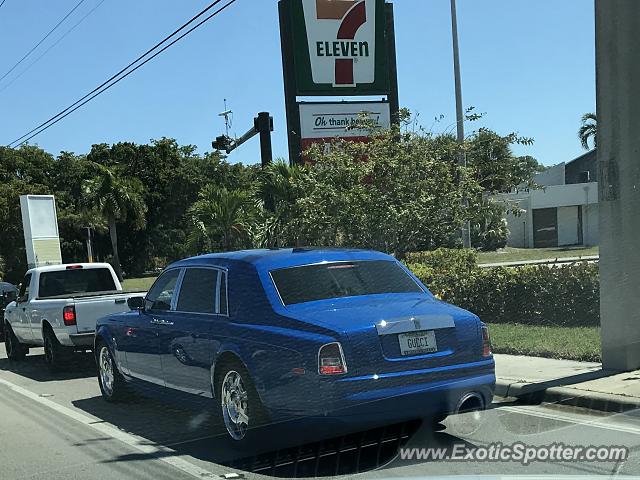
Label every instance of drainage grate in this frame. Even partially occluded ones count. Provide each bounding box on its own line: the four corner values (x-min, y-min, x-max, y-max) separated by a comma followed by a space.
225, 420, 421, 478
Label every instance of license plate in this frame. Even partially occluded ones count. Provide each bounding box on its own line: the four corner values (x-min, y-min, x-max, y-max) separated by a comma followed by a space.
398, 330, 437, 355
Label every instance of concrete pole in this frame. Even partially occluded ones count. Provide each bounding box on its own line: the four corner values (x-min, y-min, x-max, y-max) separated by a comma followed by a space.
450, 0, 471, 249
596, 0, 640, 371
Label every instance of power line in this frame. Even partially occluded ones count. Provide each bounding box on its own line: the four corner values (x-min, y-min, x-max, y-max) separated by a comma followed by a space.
0, 1, 7, 10
0, 0, 106, 94
8, 0, 236, 148
0, 0, 86, 84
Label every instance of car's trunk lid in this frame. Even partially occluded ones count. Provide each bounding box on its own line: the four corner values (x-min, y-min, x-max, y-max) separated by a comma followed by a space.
285, 293, 481, 374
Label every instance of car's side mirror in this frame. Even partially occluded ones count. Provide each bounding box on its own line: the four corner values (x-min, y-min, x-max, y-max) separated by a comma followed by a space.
127, 296, 145, 310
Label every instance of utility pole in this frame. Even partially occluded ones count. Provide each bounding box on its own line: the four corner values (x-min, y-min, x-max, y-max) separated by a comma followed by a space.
596, 0, 640, 371
84, 227, 93, 263
450, 0, 471, 248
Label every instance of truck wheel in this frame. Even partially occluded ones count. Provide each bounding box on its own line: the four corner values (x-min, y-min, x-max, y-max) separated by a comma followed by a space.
43, 328, 69, 372
96, 341, 129, 402
4, 322, 26, 360
215, 360, 268, 444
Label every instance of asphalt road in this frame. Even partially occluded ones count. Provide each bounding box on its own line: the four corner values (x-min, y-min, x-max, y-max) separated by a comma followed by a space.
1, 345, 639, 479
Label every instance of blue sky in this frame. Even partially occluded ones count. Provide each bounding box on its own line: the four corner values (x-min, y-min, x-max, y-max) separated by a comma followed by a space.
0, 0, 595, 166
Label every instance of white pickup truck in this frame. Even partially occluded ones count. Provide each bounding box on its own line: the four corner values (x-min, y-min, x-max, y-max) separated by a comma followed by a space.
3, 263, 145, 370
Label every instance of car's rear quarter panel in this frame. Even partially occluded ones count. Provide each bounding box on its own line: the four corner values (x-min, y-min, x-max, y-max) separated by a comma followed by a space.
213, 261, 338, 413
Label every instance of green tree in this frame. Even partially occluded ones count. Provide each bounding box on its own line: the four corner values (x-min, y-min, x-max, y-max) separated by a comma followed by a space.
0, 145, 56, 282
86, 139, 256, 274
188, 185, 254, 253
81, 162, 147, 280
300, 125, 483, 258
462, 128, 541, 250
466, 128, 540, 193
254, 159, 305, 247
470, 200, 509, 251
579, 112, 597, 150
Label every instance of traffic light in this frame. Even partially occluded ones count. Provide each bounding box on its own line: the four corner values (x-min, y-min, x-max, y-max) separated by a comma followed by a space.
212, 135, 232, 153
254, 112, 274, 133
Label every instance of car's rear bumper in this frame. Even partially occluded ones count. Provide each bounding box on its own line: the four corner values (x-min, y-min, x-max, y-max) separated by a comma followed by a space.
324, 372, 494, 427
68, 332, 95, 347
264, 358, 495, 431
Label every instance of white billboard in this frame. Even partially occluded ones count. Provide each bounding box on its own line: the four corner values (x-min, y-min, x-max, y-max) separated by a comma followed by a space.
299, 101, 391, 139
20, 195, 62, 268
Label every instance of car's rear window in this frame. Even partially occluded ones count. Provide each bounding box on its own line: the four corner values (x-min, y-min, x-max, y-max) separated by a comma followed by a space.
38, 268, 117, 298
270, 260, 423, 305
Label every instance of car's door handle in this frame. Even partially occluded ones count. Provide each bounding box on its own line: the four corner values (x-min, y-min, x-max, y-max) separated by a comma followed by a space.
150, 318, 174, 326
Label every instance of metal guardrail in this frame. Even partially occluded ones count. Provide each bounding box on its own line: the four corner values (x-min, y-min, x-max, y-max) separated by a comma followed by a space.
478, 255, 600, 269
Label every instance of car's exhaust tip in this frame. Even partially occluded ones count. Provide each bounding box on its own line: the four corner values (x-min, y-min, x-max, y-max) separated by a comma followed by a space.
448, 392, 486, 435
455, 391, 485, 414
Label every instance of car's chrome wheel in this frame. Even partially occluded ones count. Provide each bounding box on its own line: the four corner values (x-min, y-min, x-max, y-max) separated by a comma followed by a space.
99, 346, 114, 397
221, 370, 250, 441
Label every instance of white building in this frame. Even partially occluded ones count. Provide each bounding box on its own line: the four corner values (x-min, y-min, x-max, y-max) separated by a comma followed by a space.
497, 150, 598, 248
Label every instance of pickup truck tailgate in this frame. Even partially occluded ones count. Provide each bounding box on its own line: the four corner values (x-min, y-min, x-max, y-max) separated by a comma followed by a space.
73, 294, 135, 333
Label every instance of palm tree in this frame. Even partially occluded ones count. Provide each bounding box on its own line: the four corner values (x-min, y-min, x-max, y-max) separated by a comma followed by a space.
255, 159, 304, 247
188, 185, 252, 252
578, 113, 597, 150
81, 162, 147, 281
257, 158, 302, 211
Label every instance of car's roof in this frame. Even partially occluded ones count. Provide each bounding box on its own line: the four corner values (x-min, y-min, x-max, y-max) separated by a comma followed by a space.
171, 248, 395, 271
0, 281, 18, 292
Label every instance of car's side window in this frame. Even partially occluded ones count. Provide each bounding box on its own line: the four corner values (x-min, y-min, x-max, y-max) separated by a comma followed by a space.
176, 268, 219, 314
218, 271, 228, 315
18, 274, 31, 301
145, 269, 181, 311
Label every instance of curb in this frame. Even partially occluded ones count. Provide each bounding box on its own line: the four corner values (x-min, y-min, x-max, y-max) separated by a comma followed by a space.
495, 379, 640, 413
479, 255, 599, 269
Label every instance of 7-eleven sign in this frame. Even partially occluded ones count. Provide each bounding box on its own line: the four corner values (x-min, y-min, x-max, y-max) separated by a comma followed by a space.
284, 0, 389, 95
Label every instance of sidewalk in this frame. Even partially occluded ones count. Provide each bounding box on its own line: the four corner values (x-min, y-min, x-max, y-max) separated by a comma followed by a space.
494, 353, 640, 412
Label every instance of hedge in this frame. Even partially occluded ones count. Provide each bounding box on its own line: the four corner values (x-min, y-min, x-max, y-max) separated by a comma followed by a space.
406, 248, 599, 327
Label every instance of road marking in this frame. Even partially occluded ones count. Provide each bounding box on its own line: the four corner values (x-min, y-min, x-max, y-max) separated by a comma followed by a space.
501, 404, 640, 435
0, 376, 225, 480
165, 433, 220, 448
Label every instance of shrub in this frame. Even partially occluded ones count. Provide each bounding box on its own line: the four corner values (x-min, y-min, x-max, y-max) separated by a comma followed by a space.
471, 202, 509, 251
405, 249, 599, 327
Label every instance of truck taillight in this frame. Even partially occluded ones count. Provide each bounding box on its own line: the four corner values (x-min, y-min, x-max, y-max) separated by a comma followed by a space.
63, 305, 76, 326
318, 342, 347, 375
481, 325, 492, 357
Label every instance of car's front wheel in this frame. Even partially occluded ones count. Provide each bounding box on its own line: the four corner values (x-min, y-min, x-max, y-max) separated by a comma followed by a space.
215, 361, 267, 443
96, 342, 129, 402
4, 322, 27, 360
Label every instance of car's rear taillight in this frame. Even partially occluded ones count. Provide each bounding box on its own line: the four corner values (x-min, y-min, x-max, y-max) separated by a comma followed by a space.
63, 305, 76, 326
318, 342, 347, 375
481, 325, 492, 357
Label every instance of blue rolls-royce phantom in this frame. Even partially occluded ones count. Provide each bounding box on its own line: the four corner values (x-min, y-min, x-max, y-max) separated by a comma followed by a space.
94, 248, 495, 444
